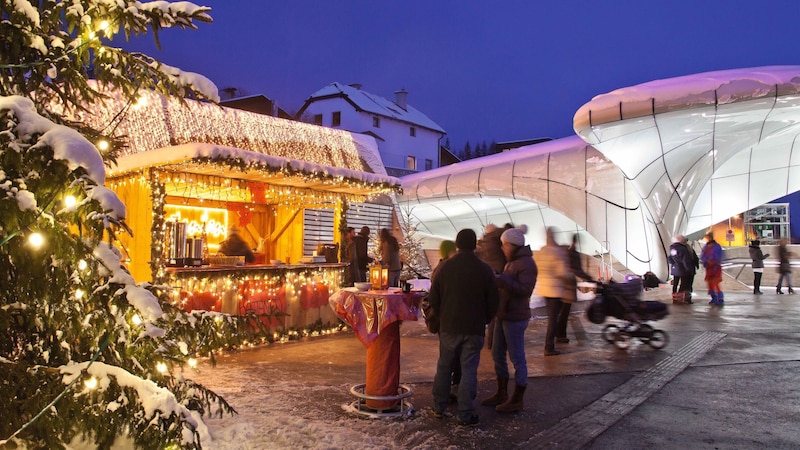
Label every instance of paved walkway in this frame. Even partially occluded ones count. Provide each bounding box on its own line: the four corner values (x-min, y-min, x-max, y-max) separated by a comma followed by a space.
196, 283, 800, 449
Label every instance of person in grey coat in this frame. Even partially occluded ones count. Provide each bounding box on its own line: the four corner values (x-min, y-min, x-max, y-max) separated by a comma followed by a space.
749, 240, 769, 295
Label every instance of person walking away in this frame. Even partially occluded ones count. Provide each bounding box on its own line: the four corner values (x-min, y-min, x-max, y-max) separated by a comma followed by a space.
701, 232, 724, 305
669, 235, 696, 303
533, 227, 572, 356
352, 226, 373, 282
218, 225, 255, 263
481, 227, 536, 413
749, 240, 769, 295
429, 229, 499, 426
379, 228, 402, 287
556, 233, 595, 342
776, 238, 794, 294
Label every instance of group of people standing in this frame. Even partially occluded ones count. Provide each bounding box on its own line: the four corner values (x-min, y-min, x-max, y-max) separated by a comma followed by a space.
671, 232, 795, 306
751, 237, 795, 295
342, 226, 402, 287
426, 224, 594, 426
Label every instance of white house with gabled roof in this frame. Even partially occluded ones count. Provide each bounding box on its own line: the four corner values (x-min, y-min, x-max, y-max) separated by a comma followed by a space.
296, 82, 446, 176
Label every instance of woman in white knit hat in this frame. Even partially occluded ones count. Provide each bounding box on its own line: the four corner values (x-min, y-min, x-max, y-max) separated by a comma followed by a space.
481, 225, 536, 413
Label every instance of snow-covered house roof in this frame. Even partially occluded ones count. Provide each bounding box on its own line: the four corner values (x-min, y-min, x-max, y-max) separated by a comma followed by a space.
297, 82, 446, 134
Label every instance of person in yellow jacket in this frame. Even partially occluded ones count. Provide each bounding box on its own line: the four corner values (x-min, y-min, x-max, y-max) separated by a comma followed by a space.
533, 227, 573, 356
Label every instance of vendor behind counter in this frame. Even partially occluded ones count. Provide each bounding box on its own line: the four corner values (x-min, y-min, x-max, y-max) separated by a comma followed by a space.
219, 226, 255, 263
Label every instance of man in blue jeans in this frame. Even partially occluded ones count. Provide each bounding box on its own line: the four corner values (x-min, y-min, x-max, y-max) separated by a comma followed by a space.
429, 228, 499, 426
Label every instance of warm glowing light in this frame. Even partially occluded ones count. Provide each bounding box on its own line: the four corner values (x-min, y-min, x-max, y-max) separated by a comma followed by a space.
84, 376, 98, 390
28, 232, 44, 248
156, 362, 168, 373
64, 195, 77, 208
99, 20, 110, 31
97, 139, 110, 151
78, 260, 88, 271
131, 314, 142, 326
165, 206, 228, 238
187, 358, 197, 368
74, 289, 84, 300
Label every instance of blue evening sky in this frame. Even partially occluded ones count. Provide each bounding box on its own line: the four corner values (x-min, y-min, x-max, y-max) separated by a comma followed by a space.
119, 1, 800, 150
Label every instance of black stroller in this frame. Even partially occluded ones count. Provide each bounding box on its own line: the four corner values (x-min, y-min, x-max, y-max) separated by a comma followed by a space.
586, 278, 670, 350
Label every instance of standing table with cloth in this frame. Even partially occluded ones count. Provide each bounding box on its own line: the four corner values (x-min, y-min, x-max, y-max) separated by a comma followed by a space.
329, 288, 425, 410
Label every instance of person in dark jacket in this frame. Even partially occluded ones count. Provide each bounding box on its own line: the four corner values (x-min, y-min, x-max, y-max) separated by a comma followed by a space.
555, 233, 595, 342
218, 226, 254, 263
430, 229, 499, 427
481, 227, 537, 413
669, 235, 696, 303
776, 238, 794, 294
749, 240, 769, 295
352, 226, 372, 282
476, 224, 508, 274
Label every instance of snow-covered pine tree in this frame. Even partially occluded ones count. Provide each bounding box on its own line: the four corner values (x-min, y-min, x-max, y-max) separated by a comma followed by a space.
0, 2, 243, 449
398, 206, 431, 280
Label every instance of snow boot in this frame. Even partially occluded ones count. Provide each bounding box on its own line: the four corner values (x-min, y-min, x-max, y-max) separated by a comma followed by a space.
481, 377, 508, 406
496, 384, 526, 413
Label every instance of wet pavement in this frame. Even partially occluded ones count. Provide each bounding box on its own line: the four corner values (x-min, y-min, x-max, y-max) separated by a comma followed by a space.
198, 283, 800, 449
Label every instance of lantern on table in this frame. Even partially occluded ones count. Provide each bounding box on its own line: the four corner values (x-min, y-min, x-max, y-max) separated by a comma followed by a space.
370, 262, 389, 290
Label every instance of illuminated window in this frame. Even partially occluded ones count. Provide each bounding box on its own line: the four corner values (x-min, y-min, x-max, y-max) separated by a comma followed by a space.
373, 116, 380, 128
410, 127, 416, 137
406, 156, 416, 170
332, 111, 341, 127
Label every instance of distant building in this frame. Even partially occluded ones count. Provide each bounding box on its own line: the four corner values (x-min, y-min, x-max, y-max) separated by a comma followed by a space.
221, 94, 292, 120
296, 82, 446, 176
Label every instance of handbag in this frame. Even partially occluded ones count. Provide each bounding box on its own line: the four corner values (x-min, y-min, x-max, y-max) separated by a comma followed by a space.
421, 297, 439, 334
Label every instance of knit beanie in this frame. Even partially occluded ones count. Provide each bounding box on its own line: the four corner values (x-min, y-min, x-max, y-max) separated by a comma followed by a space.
439, 240, 457, 259
501, 228, 525, 247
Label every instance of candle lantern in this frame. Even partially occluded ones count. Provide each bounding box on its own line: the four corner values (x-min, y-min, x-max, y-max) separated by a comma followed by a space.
370, 262, 389, 290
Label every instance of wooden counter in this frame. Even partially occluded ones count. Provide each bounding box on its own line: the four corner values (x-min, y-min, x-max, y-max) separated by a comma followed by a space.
167, 263, 348, 330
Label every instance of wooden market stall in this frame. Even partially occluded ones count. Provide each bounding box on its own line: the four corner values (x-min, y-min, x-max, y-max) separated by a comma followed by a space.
91, 89, 400, 331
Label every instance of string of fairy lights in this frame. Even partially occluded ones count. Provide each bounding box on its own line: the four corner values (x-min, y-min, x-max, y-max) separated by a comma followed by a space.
77, 87, 388, 177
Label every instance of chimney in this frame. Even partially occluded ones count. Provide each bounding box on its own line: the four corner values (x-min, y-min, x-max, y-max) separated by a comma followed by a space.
349, 83, 362, 90
394, 88, 408, 110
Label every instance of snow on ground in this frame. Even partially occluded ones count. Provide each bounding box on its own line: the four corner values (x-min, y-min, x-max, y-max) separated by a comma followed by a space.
185, 336, 452, 450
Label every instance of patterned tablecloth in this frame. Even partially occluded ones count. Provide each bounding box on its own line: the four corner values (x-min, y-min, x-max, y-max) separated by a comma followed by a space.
329, 288, 424, 348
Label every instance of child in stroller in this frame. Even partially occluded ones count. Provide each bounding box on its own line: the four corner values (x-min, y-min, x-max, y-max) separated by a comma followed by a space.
586, 278, 670, 349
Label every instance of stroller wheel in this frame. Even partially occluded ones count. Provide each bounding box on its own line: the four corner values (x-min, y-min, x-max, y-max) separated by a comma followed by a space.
647, 330, 669, 350
613, 332, 632, 349
637, 324, 654, 342
602, 325, 619, 343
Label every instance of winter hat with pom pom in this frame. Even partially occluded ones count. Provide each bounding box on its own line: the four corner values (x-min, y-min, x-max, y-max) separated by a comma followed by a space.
501, 224, 528, 247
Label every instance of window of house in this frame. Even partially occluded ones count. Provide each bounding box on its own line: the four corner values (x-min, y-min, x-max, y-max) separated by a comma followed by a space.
406, 156, 416, 170
425, 159, 433, 170
410, 126, 416, 137
313, 114, 323, 125
373, 116, 380, 128
332, 111, 341, 127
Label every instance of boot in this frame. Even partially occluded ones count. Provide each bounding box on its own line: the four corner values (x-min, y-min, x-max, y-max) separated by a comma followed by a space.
481, 377, 508, 406
790, 288, 795, 294
777, 286, 784, 295
496, 384, 526, 413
